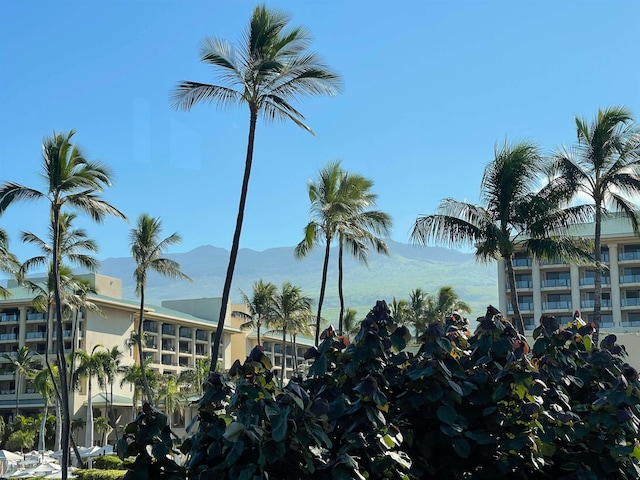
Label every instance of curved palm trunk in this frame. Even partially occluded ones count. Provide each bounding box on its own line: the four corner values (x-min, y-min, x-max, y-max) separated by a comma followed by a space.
55, 398, 62, 450
505, 256, 525, 335
39, 402, 48, 452
256, 318, 262, 348
338, 237, 345, 335
52, 206, 72, 477
212, 107, 258, 370
315, 239, 332, 345
593, 205, 603, 346
85, 374, 94, 447
137, 287, 153, 404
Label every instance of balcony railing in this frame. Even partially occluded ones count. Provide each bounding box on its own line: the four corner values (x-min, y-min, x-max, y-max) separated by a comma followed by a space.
179, 328, 191, 338
27, 312, 46, 321
161, 344, 175, 352
543, 301, 572, 310
195, 331, 207, 341
0, 390, 16, 395
620, 275, 640, 284
507, 302, 534, 313
507, 280, 533, 289
143, 321, 157, 333
26, 332, 47, 340
622, 298, 640, 307
513, 258, 532, 267
0, 333, 18, 341
580, 277, 611, 286
162, 326, 175, 336
621, 320, 640, 327
619, 251, 640, 261
580, 299, 612, 308
0, 314, 19, 323
179, 348, 192, 354
542, 279, 571, 288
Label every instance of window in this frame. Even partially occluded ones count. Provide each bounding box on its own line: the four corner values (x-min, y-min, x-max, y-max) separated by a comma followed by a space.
542, 271, 571, 287
543, 293, 571, 310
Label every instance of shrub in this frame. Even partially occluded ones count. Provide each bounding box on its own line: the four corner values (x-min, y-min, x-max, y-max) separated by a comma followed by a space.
74, 470, 126, 480
122, 301, 640, 479
92, 456, 124, 470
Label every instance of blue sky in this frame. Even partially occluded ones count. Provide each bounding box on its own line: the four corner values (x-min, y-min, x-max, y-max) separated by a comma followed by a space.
1, 1, 639, 264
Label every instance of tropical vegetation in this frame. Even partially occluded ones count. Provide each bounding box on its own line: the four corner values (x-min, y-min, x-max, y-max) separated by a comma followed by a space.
171, 4, 342, 369
548, 106, 640, 344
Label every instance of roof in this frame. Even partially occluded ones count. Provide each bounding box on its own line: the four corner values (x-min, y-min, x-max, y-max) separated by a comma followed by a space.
87, 392, 133, 407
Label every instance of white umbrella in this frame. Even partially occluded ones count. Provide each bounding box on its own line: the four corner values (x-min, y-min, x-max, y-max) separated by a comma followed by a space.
45, 469, 75, 479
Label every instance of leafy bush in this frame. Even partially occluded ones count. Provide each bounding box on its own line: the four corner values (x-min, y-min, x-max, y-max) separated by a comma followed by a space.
74, 470, 126, 480
122, 300, 640, 479
92, 455, 124, 470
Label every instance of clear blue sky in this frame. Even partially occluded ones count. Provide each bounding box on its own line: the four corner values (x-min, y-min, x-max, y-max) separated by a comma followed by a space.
1, 1, 639, 264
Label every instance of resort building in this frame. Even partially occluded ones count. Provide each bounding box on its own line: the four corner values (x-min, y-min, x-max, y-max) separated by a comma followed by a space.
497, 216, 640, 366
0, 273, 314, 442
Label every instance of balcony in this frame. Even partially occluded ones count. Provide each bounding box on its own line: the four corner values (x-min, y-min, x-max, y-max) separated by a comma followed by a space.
195, 331, 207, 341
540, 259, 566, 266
507, 302, 534, 313
0, 390, 16, 395
580, 276, 611, 286
0, 314, 19, 323
507, 280, 532, 290
26, 332, 47, 340
195, 346, 207, 356
620, 275, 640, 284
0, 333, 18, 341
541, 279, 571, 288
619, 251, 640, 261
622, 298, 640, 307
142, 343, 158, 350
542, 301, 572, 310
143, 321, 158, 333
513, 258, 532, 267
580, 299, 612, 309
27, 312, 46, 321
179, 327, 191, 338
161, 343, 175, 352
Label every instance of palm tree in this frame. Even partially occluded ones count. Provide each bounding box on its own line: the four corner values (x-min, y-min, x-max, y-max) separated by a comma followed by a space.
424, 286, 472, 325
233, 280, 277, 348
296, 161, 389, 343
342, 308, 361, 338
70, 417, 85, 445
120, 361, 158, 419
73, 345, 108, 447
2, 346, 36, 420
549, 107, 640, 344
33, 366, 56, 453
268, 281, 312, 384
102, 346, 123, 441
0, 130, 126, 477
411, 141, 593, 334
390, 298, 411, 326
171, 5, 342, 369
130, 213, 190, 404
407, 288, 429, 339
0, 228, 19, 299
334, 173, 392, 334
178, 357, 211, 396
156, 375, 187, 426
93, 416, 111, 447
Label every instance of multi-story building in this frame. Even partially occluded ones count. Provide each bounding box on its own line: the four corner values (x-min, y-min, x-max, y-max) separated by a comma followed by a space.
0, 273, 314, 443
497, 215, 640, 365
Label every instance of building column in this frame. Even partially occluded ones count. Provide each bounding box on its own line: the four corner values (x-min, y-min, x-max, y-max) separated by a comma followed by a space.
570, 264, 580, 315
532, 259, 542, 322
608, 243, 622, 327
497, 259, 507, 313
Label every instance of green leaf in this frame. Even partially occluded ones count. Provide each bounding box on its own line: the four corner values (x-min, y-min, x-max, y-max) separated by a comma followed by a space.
152, 442, 168, 460
452, 437, 470, 458
437, 405, 457, 425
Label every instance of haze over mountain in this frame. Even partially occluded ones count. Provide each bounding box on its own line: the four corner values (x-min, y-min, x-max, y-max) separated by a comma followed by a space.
98, 240, 498, 320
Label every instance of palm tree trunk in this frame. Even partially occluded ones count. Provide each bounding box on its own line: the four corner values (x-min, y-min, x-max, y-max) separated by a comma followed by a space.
109, 381, 118, 443
212, 107, 259, 370
505, 256, 525, 334
85, 375, 93, 447
257, 319, 261, 348
593, 204, 603, 346
138, 287, 153, 404
52, 206, 72, 477
338, 237, 345, 335
55, 398, 62, 450
39, 402, 48, 452
315, 238, 332, 345
280, 326, 287, 385
292, 333, 298, 376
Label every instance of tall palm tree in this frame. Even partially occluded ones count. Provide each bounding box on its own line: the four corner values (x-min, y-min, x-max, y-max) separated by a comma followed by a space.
549, 107, 640, 344
171, 5, 342, 369
0, 228, 19, 299
93, 416, 111, 447
411, 141, 592, 334
233, 280, 277, 348
2, 346, 36, 420
70, 417, 85, 445
341, 308, 361, 338
0, 130, 126, 477
296, 161, 388, 343
407, 288, 429, 339
120, 361, 158, 420
130, 213, 190, 404
73, 345, 108, 447
335, 173, 392, 333
268, 281, 312, 384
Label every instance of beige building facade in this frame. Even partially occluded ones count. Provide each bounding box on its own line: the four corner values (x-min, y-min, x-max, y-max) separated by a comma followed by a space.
0, 273, 314, 443
497, 216, 640, 366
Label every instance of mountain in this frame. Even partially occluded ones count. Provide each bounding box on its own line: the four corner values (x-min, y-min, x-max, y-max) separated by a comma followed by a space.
98, 240, 498, 320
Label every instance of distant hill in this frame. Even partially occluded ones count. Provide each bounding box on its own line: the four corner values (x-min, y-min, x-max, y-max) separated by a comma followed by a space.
98, 240, 498, 320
